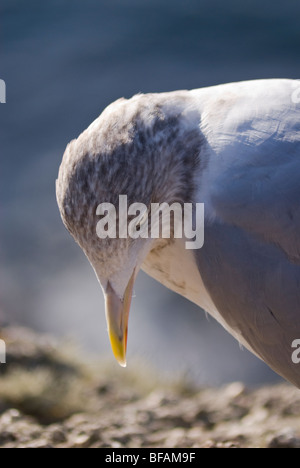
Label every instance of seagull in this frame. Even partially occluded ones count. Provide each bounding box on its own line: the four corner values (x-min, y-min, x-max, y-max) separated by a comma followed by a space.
56, 79, 300, 387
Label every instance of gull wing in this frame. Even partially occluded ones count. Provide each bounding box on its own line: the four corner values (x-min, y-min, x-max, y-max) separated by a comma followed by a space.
195, 80, 300, 386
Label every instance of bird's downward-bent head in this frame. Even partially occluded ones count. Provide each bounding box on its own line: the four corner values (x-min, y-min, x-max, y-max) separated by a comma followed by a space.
56, 92, 203, 365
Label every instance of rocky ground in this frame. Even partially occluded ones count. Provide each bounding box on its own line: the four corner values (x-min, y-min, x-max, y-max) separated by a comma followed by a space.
0, 327, 299, 448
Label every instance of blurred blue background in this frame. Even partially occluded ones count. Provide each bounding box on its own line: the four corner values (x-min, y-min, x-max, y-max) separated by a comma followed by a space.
1, 0, 299, 385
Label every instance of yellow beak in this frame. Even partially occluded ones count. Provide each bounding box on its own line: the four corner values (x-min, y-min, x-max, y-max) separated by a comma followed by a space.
104, 270, 135, 367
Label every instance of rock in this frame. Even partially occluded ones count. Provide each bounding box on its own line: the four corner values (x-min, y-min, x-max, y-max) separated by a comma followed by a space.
268, 429, 300, 448
0, 327, 300, 448
0, 431, 17, 445
49, 429, 68, 444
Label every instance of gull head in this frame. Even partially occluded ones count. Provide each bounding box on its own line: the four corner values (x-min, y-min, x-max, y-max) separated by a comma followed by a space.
56, 93, 201, 366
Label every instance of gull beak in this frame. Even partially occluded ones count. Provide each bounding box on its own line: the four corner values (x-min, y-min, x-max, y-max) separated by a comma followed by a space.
104, 270, 135, 367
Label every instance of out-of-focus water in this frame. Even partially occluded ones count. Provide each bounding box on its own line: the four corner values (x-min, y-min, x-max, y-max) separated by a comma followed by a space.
1, 0, 300, 385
